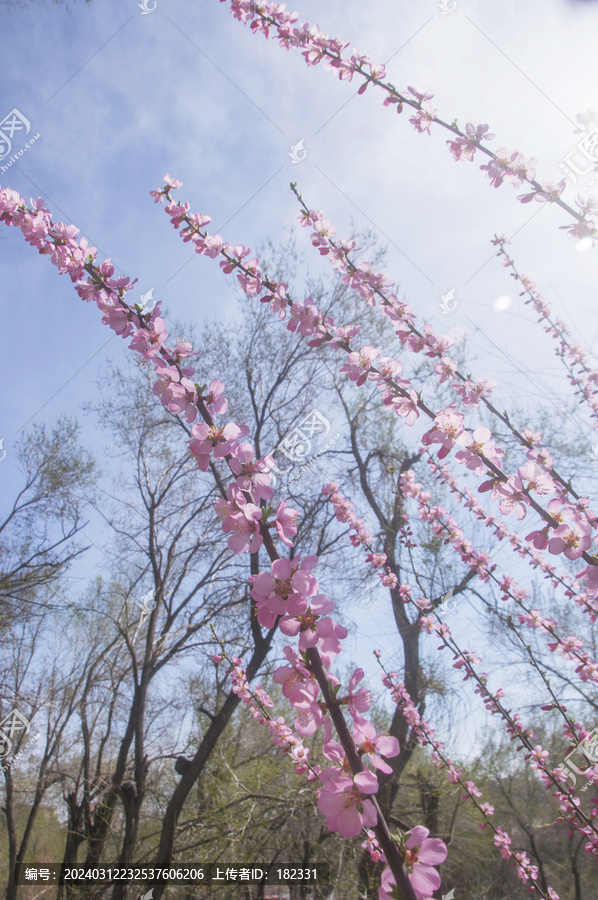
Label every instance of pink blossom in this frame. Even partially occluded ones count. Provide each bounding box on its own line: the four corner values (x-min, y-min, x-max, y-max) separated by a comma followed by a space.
273, 646, 314, 702
293, 688, 326, 736
275, 500, 299, 546
219, 243, 249, 272
361, 829, 382, 863
409, 100, 437, 135
480, 148, 535, 189
422, 405, 465, 458
214, 484, 264, 554
203, 234, 224, 258
165, 200, 190, 228
455, 425, 504, 475
279, 594, 347, 653
152, 360, 199, 423
203, 379, 228, 415
497, 476, 530, 520
548, 519, 592, 560
578, 563, 598, 596
317, 769, 378, 837
100, 299, 136, 338
237, 258, 262, 296
493, 826, 512, 859
518, 178, 566, 204
379, 826, 447, 900
453, 377, 497, 407
353, 717, 400, 774
286, 299, 333, 343
229, 443, 274, 501
330, 323, 362, 347
434, 356, 458, 383
462, 780, 482, 799
188, 421, 249, 470
340, 344, 380, 385
344, 668, 372, 717
261, 281, 289, 317
517, 460, 554, 496
366, 552, 387, 569
164, 172, 183, 190
129, 316, 169, 358
576, 193, 598, 217
381, 387, 420, 426
446, 122, 495, 162
407, 85, 434, 102
250, 556, 319, 628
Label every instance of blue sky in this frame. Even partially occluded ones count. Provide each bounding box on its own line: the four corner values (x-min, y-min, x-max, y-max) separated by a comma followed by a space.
1, 0, 598, 757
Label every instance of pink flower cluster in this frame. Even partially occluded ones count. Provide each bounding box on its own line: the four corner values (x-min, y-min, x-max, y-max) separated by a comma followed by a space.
379, 826, 447, 900
426, 456, 598, 624
248, 557, 404, 844
217, 652, 319, 777
417, 400, 597, 585
400, 467, 598, 685
269, 637, 400, 841
295, 198, 598, 567
250, 557, 347, 667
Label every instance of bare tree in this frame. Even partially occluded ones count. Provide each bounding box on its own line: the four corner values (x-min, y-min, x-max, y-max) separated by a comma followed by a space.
0, 417, 94, 623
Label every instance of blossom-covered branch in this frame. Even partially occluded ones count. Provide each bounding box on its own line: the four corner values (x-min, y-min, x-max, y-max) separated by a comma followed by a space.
493, 235, 598, 426
216, 0, 595, 241
398, 467, 598, 690
379, 666, 562, 898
